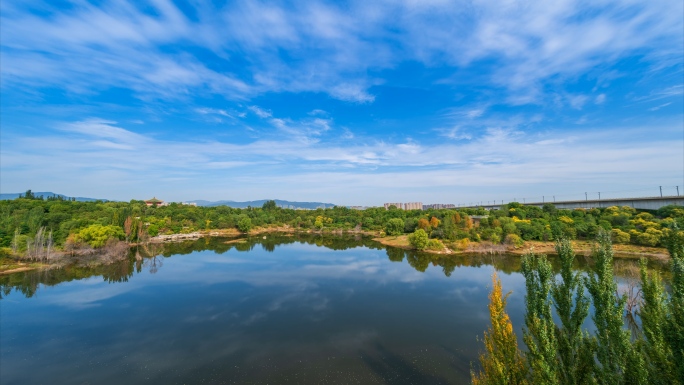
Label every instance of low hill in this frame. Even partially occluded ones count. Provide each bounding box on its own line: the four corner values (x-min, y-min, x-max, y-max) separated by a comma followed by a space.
0, 192, 108, 202
187, 199, 337, 210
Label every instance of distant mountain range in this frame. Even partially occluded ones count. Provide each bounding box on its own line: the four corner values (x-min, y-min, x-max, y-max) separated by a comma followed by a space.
187, 199, 337, 209
0, 192, 108, 202
0, 193, 336, 209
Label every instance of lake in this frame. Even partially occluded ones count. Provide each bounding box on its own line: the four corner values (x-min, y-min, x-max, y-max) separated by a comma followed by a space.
0, 235, 661, 384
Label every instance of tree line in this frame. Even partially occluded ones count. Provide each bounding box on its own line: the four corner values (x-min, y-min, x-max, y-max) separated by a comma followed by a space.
1, 191, 682, 258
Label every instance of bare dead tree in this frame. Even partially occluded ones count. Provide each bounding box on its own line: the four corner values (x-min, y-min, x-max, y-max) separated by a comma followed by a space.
46, 230, 54, 261
33, 227, 45, 260
137, 219, 148, 244
614, 260, 642, 316
26, 237, 32, 259
12, 228, 20, 255
124, 216, 133, 243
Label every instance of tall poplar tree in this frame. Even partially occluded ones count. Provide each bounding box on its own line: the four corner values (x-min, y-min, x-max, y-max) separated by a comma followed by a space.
662, 224, 684, 382
639, 258, 678, 385
551, 239, 594, 385
521, 252, 559, 385
585, 230, 646, 385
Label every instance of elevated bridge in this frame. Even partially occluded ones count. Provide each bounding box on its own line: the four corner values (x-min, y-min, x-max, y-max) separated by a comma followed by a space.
462, 196, 683, 211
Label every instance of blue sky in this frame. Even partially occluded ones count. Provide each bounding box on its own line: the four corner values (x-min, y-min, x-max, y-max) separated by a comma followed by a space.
1, 0, 682, 206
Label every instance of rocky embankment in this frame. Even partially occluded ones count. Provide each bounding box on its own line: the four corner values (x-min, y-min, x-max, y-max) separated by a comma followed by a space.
149, 232, 204, 243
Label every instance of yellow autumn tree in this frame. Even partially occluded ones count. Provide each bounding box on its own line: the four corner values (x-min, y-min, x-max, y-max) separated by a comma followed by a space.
472, 272, 527, 385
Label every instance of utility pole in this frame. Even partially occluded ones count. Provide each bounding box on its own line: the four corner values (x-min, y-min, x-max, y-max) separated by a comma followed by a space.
553, 196, 555, 202
585, 192, 588, 201
543, 196, 545, 203
660, 186, 663, 197
677, 186, 680, 196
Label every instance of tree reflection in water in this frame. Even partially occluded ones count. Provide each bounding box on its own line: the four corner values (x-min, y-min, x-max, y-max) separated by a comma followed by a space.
0, 234, 670, 299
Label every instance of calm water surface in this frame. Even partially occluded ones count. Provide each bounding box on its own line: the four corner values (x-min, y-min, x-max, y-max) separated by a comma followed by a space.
0, 235, 659, 384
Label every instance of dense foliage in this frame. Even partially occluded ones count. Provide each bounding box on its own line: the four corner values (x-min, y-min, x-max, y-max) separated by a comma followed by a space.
472, 227, 684, 384
1, 190, 682, 257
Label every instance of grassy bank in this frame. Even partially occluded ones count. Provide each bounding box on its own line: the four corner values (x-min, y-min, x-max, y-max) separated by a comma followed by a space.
372, 235, 670, 260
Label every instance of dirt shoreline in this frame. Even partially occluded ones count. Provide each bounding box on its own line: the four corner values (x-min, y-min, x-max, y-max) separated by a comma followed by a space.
372, 235, 670, 260
2, 229, 670, 274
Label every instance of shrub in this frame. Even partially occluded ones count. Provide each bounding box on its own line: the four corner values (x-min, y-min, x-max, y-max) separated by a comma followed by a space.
611, 228, 630, 244
504, 233, 524, 248
75, 224, 124, 248
426, 239, 444, 251
147, 224, 159, 237
635, 228, 663, 247
408, 229, 429, 250
456, 238, 470, 250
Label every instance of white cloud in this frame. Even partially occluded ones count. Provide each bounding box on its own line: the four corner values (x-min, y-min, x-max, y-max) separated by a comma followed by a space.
649, 102, 672, 111
440, 126, 472, 141
567, 94, 589, 110
196, 108, 231, 117
248, 105, 273, 118
2, 118, 681, 204
308, 109, 328, 116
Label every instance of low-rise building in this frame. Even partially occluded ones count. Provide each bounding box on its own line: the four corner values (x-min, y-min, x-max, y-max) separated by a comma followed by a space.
145, 197, 164, 207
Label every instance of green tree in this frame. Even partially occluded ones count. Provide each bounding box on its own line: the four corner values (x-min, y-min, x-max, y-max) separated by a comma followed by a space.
385, 218, 405, 236
75, 224, 124, 248
408, 229, 429, 250
551, 239, 594, 385
262, 200, 277, 211
661, 224, 684, 382
237, 216, 252, 233
639, 259, 679, 385
585, 230, 646, 384
521, 252, 559, 385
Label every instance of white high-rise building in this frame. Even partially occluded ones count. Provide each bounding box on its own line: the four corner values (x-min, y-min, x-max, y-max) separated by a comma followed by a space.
383, 202, 423, 210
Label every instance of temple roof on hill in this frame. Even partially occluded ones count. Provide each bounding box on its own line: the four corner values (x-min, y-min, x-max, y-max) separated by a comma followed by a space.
145, 197, 163, 203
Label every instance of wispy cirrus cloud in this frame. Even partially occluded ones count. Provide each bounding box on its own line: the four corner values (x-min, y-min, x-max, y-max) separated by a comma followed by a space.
1, 1, 680, 104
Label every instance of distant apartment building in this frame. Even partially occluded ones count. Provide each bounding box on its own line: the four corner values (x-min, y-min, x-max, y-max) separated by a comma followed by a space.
384, 202, 423, 210
404, 202, 423, 210
384, 202, 403, 210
